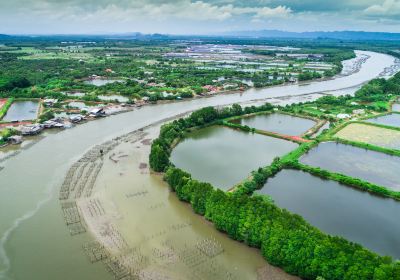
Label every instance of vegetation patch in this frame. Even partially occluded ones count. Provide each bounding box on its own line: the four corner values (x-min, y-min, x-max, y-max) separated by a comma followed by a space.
150, 102, 400, 279
0, 98, 14, 120
335, 123, 400, 151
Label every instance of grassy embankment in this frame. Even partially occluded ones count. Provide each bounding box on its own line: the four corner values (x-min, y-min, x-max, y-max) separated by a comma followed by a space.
150, 105, 400, 280
0, 98, 14, 121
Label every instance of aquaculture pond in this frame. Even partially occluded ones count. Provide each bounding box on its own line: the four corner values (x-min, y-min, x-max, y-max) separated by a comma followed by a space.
336, 123, 400, 150
0, 51, 396, 280
62, 92, 86, 97
98, 95, 129, 103
257, 169, 400, 258
300, 142, 400, 191
2, 101, 39, 121
171, 126, 298, 190
66, 102, 104, 110
231, 113, 316, 135
84, 79, 124, 87
366, 113, 400, 128
392, 104, 400, 112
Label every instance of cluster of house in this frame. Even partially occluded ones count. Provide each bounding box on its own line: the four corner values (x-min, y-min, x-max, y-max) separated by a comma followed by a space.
276, 53, 325, 60
202, 85, 221, 94
336, 109, 366, 119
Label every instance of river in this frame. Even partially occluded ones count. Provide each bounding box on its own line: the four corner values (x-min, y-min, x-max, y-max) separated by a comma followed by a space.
0, 51, 398, 280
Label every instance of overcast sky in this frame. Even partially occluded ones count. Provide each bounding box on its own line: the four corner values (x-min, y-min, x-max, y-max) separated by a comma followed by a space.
1, 0, 399, 34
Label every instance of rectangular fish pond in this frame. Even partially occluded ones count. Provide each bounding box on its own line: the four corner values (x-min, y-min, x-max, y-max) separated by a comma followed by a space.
2, 100, 40, 121
366, 113, 400, 128
300, 142, 400, 191
170, 126, 298, 190
84, 78, 124, 87
256, 169, 400, 258
335, 123, 400, 150
230, 113, 316, 136
98, 95, 129, 103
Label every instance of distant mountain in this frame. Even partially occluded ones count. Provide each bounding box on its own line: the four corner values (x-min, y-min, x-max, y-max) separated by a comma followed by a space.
221, 30, 400, 41
2, 30, 400, 42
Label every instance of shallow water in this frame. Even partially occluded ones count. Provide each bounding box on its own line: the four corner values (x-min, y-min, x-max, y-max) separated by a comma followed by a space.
171, 126, 298, 189
98, 95, 129, 103
0, 51, 397, 280
257, 169, 400, 259
67, 101, 87, 109
300, 142, 400, 191
232, 113, 316, 135
82, 128, 298, 279
2, 101, 39, 121
392, 104, 400, 112
336, 123, 400, 150
366, 113, 400, 128
63, 92, 86, 97
84, 79, 123, 87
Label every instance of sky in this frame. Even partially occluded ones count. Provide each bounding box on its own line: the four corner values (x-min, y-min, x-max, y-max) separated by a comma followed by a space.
0, 0, 400, 35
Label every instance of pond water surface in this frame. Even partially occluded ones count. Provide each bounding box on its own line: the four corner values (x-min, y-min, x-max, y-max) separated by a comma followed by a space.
98, 95, 129, 103
257, 169, 400, 259
62, 92, 86, 97
232, 113, 316, 135
335, 123, 400, 150
366, 113, 400, 128
2, 101, 39, 121
0, 51, 397, 280
300, 142, 400, 191
171, 126, 298, 189
84, 79, 123, 87
392, 104, 400, 112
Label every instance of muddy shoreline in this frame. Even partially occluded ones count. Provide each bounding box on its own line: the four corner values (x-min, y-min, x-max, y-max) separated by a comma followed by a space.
58, 115, 299, 279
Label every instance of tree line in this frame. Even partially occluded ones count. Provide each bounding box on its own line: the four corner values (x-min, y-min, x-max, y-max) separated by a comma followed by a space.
149, 103, 400, 280
164, 166, 399, 280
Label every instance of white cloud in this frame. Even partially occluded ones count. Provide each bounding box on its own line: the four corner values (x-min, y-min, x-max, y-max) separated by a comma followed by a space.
254, 6, 292, 18
364, 0, 400, 17
15, 0, 291, 22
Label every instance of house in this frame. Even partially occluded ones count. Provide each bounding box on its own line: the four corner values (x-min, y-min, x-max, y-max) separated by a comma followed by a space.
42, 120, 64, 129
308, 54, 324, 59
223, 83, 238, 90
353, 109, 365, 115
89, 108, 106, 118
19, 124, 43, 136
336, 113, 351, 119
202, 85, 219, 92
43, 99, 58, 107
8, 135, 23, 145
69, 115, 84, 123
162, 91, 173, 98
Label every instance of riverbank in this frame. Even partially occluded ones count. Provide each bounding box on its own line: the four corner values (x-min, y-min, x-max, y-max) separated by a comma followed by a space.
60, 121, 299, 279
0, 50, 398, 280
0, 50, 391, 162
150, 104, 400, 279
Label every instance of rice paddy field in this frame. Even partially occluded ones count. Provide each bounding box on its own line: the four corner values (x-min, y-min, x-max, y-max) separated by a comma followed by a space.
335, 123, 400, 150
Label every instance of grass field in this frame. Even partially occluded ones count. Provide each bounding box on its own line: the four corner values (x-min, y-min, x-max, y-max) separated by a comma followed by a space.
336, 123, 400, 150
